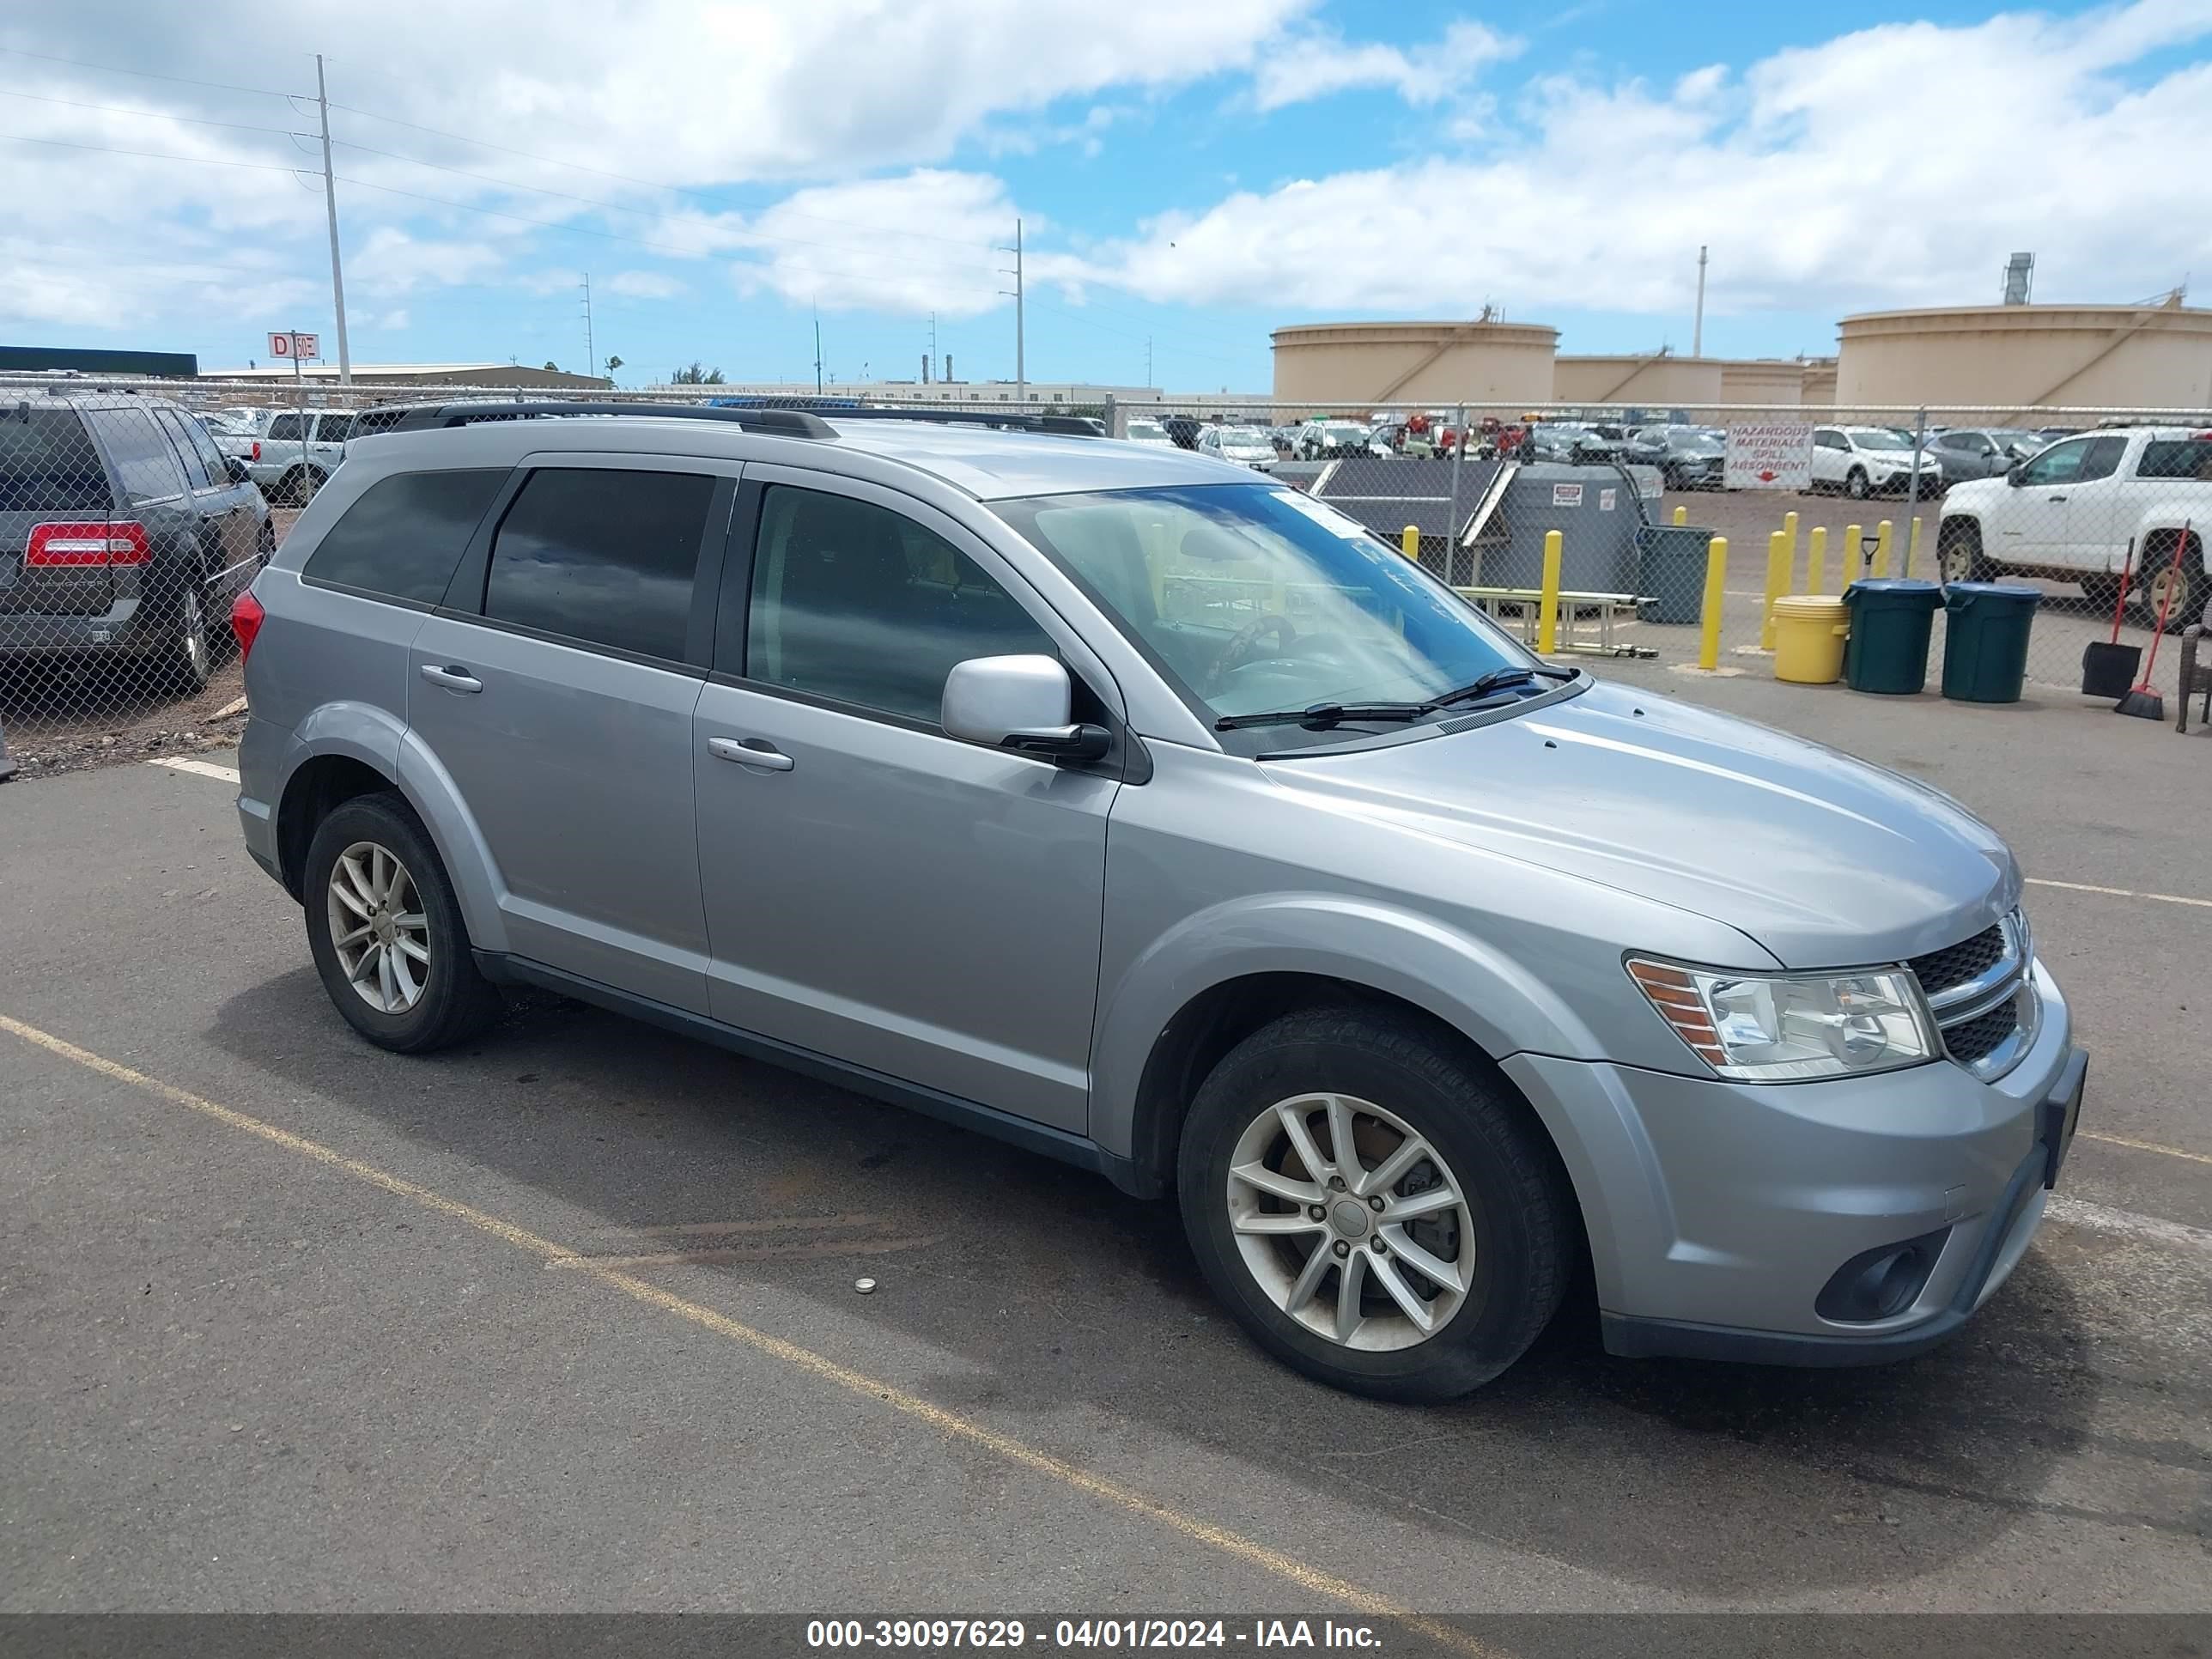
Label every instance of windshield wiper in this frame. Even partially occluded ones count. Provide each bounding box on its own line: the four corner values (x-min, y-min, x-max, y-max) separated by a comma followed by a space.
1214, 701, 1432, 731
1427, 664, 1577, 709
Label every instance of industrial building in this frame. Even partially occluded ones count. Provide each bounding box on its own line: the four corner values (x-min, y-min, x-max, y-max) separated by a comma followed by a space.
1834, 299, 2212, 410
199, 362, 612, 389
684, 378, 1162, 408
1553, 353, 1724, 406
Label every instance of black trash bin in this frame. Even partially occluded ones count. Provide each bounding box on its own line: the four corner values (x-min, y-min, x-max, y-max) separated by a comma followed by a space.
1941, 582, 2043, 703
1842, 579, 1942, 694
1635, 524, 1715, 624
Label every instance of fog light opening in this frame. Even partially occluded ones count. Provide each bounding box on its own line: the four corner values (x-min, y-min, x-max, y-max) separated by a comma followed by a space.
1815, 1228, 1950, 1324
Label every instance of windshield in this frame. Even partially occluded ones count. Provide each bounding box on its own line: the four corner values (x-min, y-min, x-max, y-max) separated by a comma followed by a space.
1321, 424, 1366, 441
1220, 428, 1271, 447
1847, 427, 1917, 451
1127, 420, 1168, 440
990, 483, 1542, 752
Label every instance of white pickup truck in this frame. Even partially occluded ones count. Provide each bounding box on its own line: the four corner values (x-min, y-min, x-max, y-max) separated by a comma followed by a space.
211, 408, 355, 506
1938, 427, 2212, 629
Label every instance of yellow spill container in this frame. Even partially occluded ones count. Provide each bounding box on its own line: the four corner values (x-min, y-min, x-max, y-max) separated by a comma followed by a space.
1772, 594, 1850, 684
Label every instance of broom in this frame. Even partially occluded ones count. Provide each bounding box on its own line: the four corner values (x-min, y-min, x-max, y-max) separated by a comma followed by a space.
2117, 517, 2191, 720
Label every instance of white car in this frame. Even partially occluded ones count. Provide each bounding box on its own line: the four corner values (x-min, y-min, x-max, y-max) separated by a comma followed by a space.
1124, 417, 1176, 448
1809, 426, 1943, 500
1939, 427, 2212, 629
1195, 425, 1278, 471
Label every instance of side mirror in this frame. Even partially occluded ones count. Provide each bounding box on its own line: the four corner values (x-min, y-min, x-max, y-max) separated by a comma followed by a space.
942, 655, 1109, 763
225, 457, 251, 484
2005, 463, 2027, 485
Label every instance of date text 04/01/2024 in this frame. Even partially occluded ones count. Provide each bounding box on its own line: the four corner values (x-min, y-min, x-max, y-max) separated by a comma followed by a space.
803, 1619, 1385, 1650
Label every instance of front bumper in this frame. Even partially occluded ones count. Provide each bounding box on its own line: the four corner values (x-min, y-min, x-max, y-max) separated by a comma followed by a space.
1502, 960, 2082, 1365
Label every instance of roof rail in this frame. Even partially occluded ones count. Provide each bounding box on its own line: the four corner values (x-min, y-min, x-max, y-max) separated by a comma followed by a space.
380, 400, 836, 439
374, 399, 1103, 441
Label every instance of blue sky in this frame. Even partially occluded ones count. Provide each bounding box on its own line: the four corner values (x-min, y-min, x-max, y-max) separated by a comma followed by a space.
4, 0, 2209, 391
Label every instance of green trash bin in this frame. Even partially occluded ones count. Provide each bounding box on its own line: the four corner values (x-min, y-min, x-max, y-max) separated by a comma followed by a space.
1635, 524, 1715, 624
1842, 579, 1942, 694
1940, 582, 2043, 703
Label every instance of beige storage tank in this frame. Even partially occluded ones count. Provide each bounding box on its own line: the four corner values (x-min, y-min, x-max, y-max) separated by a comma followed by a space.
1553, 353, 1724, 407
1716, 359, 1806, 407
1800, 358, 1838, 407
1271, 319, 1558, 409
1836, 302, 2212, 411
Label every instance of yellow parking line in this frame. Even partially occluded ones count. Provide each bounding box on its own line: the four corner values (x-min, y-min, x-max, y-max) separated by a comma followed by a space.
0, 1012, 1498, 1656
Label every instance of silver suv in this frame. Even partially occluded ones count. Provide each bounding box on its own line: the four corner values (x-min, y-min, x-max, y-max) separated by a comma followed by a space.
231, 404, 2087, 1401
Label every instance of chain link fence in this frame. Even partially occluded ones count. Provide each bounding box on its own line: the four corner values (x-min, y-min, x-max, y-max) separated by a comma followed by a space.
3, 376, 2205, 779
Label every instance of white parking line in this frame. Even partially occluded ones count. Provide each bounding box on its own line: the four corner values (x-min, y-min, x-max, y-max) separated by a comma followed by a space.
2047, 1194, 2212, 1258
147, 757, 240, 785
2026, 876, 2211, 910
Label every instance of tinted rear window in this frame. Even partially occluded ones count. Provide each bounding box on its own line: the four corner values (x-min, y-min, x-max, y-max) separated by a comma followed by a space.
85, 407, 184, 504
2137, 439, 2212, 480
303, 469, 507, 605
483, 467, 715, 659
0, 409, 110, 511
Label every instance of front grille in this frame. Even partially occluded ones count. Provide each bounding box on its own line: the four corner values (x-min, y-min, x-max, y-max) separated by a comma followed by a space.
1909, 924, 2007, 999
1942, 999, 2020, 1065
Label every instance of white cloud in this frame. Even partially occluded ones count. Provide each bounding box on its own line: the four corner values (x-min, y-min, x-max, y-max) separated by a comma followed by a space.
728, 171, 1016, 318
606, 270, 685, 299
349, 228, 507, 295
1072, 2, 2212, 321
0, 0, 1309, 341
371, 307, 410, 330
1252, 20, 1518, 111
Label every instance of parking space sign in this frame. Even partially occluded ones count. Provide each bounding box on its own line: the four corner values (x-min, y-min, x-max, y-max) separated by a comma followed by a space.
267, 331, 319, 360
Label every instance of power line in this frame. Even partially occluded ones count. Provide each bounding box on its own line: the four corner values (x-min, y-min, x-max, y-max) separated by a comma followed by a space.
332, 173, 1008, 300
0, 46, 295, 100
324, 97, 1000, 252
0, 86, 306, 137
0, 130, 307, 173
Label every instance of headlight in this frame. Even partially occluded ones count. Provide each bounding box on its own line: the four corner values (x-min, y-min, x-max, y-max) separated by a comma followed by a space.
1627, 958, 1936, 1080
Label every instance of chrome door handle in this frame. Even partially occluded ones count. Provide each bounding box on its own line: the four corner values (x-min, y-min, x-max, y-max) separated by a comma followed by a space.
419, 664, 483, 693
708, 735, 794, 771
2047, 494, 2068, 502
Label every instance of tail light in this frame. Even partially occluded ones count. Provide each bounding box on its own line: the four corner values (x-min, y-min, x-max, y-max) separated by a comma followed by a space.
251, 441, 262, 461
230, 589, 266, 663
25, 520, 150, 567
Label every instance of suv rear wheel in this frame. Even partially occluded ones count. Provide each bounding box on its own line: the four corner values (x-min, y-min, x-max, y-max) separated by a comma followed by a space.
2141, 556, 2209, 635
304, 792, 505, 1053
163, 582, 214, 695
1177, 1006, 1571, 1401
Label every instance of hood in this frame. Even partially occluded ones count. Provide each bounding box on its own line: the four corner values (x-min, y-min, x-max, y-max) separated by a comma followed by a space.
1262, 679, 2017, 968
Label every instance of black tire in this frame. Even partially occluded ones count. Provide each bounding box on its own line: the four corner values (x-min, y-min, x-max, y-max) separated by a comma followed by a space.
303, 791, 505, 1054
1937, 519, 1993, 584
1844, 467, 1870, 500
1177, 1006, 1573, 1402
161, 580, 215, 695
2079, 574, 2124, 613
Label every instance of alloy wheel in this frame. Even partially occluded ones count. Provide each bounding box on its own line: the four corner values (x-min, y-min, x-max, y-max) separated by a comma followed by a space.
179, 586, 210, 685
1224, 1092, 1474, 1352
325, 840, 432, 1014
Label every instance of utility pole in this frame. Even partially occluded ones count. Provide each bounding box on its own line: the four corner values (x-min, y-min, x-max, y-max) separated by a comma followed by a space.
813, 308, 823, 395
1692, 245, 1708, 359
1000, 219, 1024, 405
1146, 336, 1152, 388
314, 54, 352, 386
580, 272, 595, 385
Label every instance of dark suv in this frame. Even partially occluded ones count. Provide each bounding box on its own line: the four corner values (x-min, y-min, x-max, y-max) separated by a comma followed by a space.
0, 392, 272, 694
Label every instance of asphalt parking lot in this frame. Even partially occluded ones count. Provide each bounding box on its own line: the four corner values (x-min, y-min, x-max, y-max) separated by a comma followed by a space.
3, 657, 2209, 1626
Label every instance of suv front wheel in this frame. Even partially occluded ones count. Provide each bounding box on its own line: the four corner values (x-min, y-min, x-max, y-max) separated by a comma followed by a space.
304, 792, 505, 1053
1177, 1006, 1572, 1401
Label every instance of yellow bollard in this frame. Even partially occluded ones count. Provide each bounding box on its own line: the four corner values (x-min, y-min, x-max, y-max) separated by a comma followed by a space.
1760, 529, 1789, 650
1844, 523, 1864, 586
1905, 516, 1923, 580
1808, 526, 1828, 594
1698, 535, 1729, 670
1873, 520, 1893, 578
1537, 529, 1564, 655
1401, 524, 1419, 562
1672, 504, 1687, 526
1784, 509, 1801, 575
